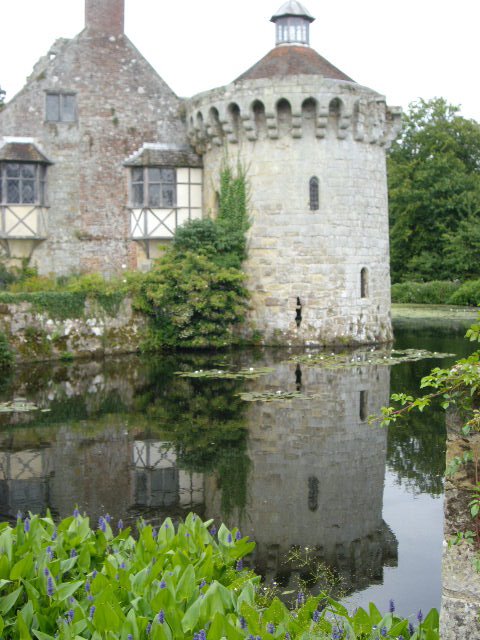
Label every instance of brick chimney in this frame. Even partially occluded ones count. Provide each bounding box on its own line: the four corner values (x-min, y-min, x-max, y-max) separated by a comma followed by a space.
85, 0, 124, 36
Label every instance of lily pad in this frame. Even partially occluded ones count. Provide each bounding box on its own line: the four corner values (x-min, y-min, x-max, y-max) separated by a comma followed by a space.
0, 398, 49, 414
175, 367, 274, 380
238, 390, 310, 402
289, 348, 455, 369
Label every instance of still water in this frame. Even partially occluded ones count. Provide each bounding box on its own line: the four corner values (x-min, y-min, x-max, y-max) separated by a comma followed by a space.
0, 323, 474, 619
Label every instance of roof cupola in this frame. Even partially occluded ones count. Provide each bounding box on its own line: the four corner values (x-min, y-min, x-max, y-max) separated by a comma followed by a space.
270, 0, 315, 46
85, 0, 125, 36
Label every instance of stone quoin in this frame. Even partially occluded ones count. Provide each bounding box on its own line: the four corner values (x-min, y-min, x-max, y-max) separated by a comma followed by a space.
0, 0, 402, 345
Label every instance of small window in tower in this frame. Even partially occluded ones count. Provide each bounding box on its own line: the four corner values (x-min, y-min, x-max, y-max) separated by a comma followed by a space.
361, 267, 369, 298
46, 92, 77, 122
309, 176, 319, 211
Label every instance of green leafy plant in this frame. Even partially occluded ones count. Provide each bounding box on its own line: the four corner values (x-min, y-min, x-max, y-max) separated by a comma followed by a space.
0, 331, 13, 369
0, 512, 438, 639
137, 165, 250, 350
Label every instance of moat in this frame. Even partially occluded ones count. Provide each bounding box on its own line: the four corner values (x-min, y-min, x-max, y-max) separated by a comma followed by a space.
0, 321, 473, 619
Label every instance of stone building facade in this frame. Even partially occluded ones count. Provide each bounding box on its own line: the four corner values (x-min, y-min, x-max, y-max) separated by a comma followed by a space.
0, 0, 401, 345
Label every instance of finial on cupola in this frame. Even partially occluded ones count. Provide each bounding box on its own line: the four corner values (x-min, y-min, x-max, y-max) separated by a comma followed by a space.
270, 1, 315, 46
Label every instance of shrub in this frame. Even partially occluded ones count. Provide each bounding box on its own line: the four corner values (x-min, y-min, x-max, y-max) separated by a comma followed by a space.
138, 165, 250, 349
139, 251, 248, 349
0, 511, 439, 639
391, 280, 461, 304
448, 279, 480, 306
0, 331, 13, 369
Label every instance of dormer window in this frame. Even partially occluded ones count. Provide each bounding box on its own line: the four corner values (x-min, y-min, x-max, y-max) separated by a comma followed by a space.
131, 167, 176, 208
0, 142, 51, 206
0, 163, 46, 205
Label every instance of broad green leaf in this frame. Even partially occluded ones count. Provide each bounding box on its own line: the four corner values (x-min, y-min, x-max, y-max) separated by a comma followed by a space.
0, 585, 23, 615
176, 564, 195, 602
33, 630, 56, 640
93, 602, 121, 633
10, 552, 34, 580
16, 610, 31, 640
55, 580, 84, 602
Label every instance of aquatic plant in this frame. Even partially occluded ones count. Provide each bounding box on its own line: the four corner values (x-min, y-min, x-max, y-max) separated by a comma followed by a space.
0, 512, 438, 639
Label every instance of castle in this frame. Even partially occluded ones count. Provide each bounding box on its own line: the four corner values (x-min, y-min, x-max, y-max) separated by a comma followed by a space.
0, 0, 401, 345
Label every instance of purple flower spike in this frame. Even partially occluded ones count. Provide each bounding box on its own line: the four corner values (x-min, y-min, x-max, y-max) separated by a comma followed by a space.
159, 579, 167, 589
105, 513, 111, 523
313, 610, 320, 623
389, 598, 395, 613
117, 519, 124, 531
227, 533, 233, 544
24, 518, 30, 533
267, 622, 275, 634
240, 616, 247, 629
89, 605, 96, 619
209, 525, 217, 536
47, 576, 55, 596
66, 609, 74, 624
408, 622, 415, 635
236, 530, 242, 540
128, 636, 133, 640
236, 559, 244, 571
198, 631, 206, 640
51, 528, 57, 541
17, 511, 22, 521
157, 610, 165, 624
98, 517, 107, 533
70, 549, 77, 558
146, 622, 152, 635
85, 581, 91, 593
297, 591, 305, 605
285, 634, 291, 640
332, 626, 344, 640
380, 627, 388, 637
73, 508, 80, 518
43, 567, 50, 577
417, 610, 423, 623
199, 579, 206, 589
92, 570, 97, 579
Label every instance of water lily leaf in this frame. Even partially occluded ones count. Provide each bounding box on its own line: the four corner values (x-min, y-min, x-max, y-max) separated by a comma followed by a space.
175, 367, 274, 380
238, 390, 310, 402
289, 348, 455, 369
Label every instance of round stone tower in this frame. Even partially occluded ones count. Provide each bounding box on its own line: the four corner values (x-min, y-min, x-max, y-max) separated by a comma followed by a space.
187, 1, 402, 346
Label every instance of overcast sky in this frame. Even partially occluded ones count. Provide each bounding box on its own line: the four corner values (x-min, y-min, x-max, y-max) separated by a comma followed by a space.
1, 0, 479, 121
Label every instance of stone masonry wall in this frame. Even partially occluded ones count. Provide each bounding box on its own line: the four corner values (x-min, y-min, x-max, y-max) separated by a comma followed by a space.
0, 30, 187, 277
188, 76, 401, 346
441, 409, 480, 638
0, 296, 145, 361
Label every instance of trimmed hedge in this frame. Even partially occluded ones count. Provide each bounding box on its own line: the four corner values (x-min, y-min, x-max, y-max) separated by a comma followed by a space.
391, 281, 461, 305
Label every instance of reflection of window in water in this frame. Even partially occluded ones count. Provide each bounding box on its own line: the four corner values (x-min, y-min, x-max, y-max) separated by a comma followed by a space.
308, 475, 319, 511
133, 441, 204, 508
0, 449, 52, 518
359, 390, 368, 422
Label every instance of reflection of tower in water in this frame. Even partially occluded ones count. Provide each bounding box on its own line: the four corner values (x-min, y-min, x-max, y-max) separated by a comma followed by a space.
206, 360, 397, 593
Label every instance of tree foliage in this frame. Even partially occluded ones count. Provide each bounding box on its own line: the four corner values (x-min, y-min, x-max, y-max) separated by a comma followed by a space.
388, 98, 480, 282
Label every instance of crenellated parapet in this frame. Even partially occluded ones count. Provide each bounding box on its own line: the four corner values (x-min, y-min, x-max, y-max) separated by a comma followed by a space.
186, 76, 402, 153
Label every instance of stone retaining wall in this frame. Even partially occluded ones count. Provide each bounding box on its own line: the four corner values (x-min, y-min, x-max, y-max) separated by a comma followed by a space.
441, 410, 480, 638
0, 296, 145, 361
